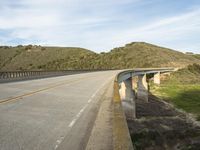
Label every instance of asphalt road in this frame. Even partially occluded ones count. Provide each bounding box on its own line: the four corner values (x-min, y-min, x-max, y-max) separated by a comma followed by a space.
0, 71, 118, 150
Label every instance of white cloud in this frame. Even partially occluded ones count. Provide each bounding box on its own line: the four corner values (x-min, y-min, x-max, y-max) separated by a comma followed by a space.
0, 0, 200, 53
83, 8, 200, 52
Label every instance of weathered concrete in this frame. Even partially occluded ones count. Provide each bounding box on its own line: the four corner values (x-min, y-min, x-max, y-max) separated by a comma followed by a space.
0, 70, 108, 83
113, 80, 134, 150
117, 68, 175, 83
119, 78, 136, 119
154, 72, 160, 85
86, 80, 113, 150
132, 77, 137, 91
137, 74, 148, 102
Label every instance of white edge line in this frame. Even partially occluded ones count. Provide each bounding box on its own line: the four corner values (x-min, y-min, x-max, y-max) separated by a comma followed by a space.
55, 76, 114, 150
87, 76, 114, 103
68, 119, 76, 128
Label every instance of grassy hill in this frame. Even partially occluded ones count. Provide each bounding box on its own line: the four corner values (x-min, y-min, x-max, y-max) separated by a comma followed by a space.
193, 54, 200, 60
103, 42, 200, 68
0, 42, 200, 71
151, 64, 200, 120
0, 45, 94, 71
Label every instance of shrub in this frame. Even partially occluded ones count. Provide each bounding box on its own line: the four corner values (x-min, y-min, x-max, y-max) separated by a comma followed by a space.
188, 64, 200, 74
25, 45, 33, 50
41, 47, 46, 51
17, 45, 23, 48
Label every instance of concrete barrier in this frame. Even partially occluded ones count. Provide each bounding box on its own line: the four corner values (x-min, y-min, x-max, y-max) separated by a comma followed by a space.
116, 68, 175, 118
112, 68, 175, 149
137, 74, 148, 102
113, 76, 134, 150
0, 70, 114, 83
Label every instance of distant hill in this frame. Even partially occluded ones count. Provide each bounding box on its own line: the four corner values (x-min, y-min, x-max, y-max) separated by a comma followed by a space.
0, 42, 200, 71
0, 45, 94, 71
193, 54, 200, 60
99, 42, 200, 68
165, 63, 200, 84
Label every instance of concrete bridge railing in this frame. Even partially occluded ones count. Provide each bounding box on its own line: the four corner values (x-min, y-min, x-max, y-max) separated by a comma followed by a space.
115, 68, 175, 120
112, 68, 175, 149
0, 70, 81, 83
0, 70, 111, 83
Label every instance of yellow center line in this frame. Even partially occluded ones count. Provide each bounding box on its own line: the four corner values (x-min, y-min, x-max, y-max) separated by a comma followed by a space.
0, 77, 88, 105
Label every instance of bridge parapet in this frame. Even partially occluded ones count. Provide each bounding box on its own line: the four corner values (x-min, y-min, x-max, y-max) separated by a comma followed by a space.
117, 68, 175, 83
112, 68, 175, 149
114, 68, 175, 119
0, 70, 110, 83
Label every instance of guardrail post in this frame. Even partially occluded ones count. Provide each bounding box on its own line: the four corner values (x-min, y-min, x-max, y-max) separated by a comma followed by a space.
11, 72, 14, 78
0, 72, 3, 79
18, 72, 20, 78
119, 78, 136, 119
15, 72, 18, 78
16, 72, 19, 78
154, 72, 160, 85
13, 72, 16, 78
3, 72, 6, 79
4, 72, 7, 79
9, 72, 12, 78
137, 74, 148, 102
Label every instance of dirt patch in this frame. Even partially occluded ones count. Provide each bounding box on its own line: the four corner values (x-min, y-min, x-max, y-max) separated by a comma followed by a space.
127, 95, 200, 150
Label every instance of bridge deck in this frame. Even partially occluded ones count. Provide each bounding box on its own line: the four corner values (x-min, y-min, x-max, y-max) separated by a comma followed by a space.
0, 71, 118, 150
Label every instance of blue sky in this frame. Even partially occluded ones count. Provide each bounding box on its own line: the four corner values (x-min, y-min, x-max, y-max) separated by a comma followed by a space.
0, 0, 200, 53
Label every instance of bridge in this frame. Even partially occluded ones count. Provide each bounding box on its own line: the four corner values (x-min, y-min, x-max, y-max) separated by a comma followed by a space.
0, 68, 174, 150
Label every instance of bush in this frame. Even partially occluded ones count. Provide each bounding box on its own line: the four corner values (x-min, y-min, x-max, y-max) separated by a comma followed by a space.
41, 47, 46, 51
25, 45, 33, 50
17, 45, 23, 48
188, 64, 200, 74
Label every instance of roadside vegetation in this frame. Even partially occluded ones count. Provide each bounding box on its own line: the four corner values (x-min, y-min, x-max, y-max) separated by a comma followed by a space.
1, 42, 200, 71
151, 63, 200, 121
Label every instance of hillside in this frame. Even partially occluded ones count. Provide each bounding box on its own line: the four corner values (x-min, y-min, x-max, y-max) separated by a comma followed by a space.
151, 63, 200, 120
102, 42, 200, 68
0, 45, 94, 71
0, 42, 200, 71
193, 54, 200, 60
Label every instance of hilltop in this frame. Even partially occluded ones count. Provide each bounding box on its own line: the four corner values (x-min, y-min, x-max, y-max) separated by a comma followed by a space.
97, 42, 200, 68
0, 42, 199, 71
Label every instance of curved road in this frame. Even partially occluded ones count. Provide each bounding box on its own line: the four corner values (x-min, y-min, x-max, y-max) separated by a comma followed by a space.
0, 71, 118, 150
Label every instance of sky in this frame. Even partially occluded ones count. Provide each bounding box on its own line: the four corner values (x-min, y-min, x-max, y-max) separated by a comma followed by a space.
0, 0, 200, 53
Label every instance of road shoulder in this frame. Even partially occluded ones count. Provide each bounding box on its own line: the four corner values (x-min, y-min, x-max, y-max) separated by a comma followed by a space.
86, 80, 114, 150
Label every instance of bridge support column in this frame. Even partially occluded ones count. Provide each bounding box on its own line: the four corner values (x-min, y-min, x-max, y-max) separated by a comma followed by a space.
119, 78, 136, 119
154, 72, 160, 85
132, 77, 137, 91
137, 74, 148, 102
